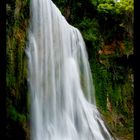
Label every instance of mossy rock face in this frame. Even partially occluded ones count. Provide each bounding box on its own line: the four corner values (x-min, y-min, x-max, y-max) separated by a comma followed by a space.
6, 0, 30, 139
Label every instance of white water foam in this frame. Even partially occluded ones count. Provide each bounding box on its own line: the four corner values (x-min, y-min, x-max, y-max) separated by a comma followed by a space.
26, 0, 115, 140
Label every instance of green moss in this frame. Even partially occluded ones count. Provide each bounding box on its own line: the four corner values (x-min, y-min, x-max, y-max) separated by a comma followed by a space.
7, 106, 26, 123
6, 0, 30, 139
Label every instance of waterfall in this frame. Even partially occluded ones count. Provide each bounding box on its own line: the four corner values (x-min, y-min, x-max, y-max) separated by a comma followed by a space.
26, 0, 115, 140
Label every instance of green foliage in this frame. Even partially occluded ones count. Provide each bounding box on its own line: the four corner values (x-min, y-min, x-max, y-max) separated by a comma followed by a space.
97, 0, 134, 40
7, 106, 26, 123
97, 3, 115, 14
115, 0, 134, 13
77, 18, 100, 43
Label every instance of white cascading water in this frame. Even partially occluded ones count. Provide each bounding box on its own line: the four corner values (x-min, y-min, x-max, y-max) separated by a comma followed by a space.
26, 0, 115, 140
